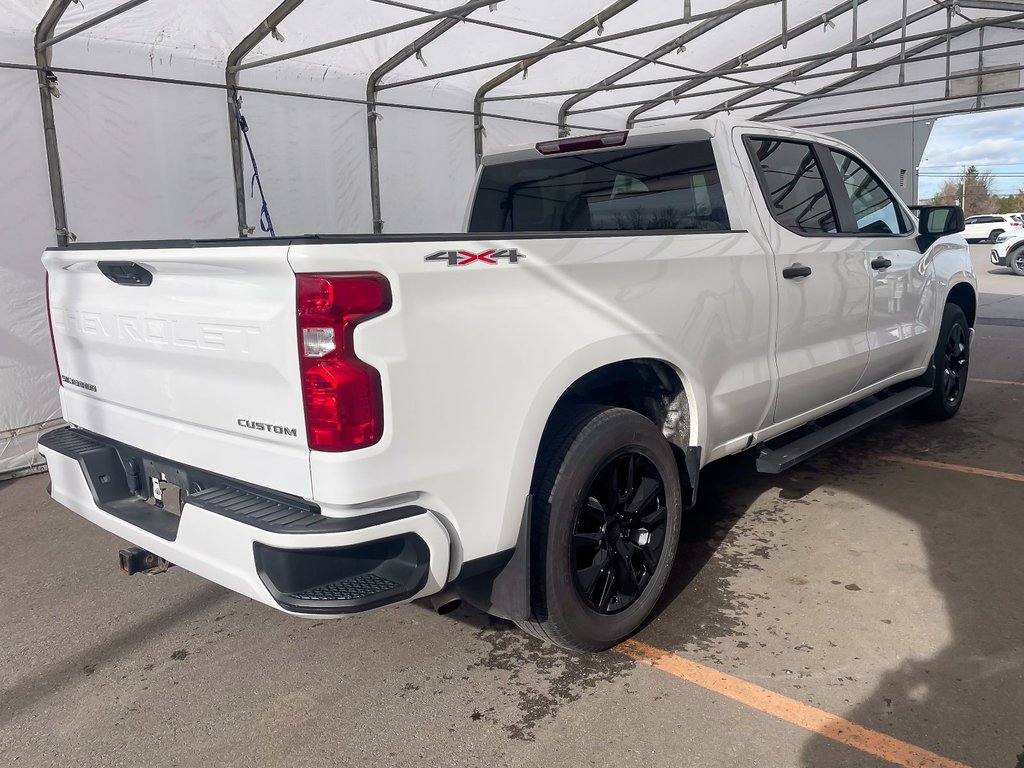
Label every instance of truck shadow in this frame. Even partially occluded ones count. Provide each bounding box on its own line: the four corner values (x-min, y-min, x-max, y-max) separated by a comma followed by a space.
641, 401, 1024, 767
793, 410, 1024, 767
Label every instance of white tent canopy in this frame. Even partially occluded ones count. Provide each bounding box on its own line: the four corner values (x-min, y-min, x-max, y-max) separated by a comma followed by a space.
2, 0, 1023, 476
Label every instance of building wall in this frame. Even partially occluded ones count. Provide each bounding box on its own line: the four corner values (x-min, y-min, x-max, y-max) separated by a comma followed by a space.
826, 120, 935, 205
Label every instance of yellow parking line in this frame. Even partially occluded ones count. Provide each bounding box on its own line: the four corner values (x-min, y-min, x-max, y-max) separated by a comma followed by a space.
883, 455, 1024, 483
617, 640, 971, 768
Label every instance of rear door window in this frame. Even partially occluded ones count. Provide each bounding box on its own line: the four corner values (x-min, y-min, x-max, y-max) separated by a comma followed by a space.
468, 141, 730, 233
744, 137, 838, 235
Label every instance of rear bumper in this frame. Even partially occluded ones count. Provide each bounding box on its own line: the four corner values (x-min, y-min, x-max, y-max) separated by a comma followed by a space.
38, 427, 450, 616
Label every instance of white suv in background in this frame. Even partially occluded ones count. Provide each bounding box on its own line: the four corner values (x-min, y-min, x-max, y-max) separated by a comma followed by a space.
991, 230, 1024, 275
962, 213, 1021, 243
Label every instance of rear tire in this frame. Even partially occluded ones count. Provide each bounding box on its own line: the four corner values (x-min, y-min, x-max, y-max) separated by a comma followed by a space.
1010, 245, 1024, 276
989, 229, 1004, 243
517, 406, 682, 652
913, 303, 970, 420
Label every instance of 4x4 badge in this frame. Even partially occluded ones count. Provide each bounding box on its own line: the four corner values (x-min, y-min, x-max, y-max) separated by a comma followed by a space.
425, 248, 524, 266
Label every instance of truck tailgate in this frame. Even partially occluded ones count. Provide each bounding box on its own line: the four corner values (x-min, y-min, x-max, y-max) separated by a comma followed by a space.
43, 245, 312, 498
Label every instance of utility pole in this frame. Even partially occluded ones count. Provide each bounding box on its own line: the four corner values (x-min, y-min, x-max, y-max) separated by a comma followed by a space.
961, 166, 967, 213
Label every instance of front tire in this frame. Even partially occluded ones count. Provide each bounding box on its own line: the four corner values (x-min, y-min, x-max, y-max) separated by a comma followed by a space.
1010, 245, 1024, 276
517, 406, 682, 652
914, 303, 971, 420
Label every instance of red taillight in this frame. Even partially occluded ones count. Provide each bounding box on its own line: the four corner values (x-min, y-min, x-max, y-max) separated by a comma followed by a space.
536, 130, 628, 155
45, 273, 62, 387
1012, 221, 1021, 227
296, 273, 391, 452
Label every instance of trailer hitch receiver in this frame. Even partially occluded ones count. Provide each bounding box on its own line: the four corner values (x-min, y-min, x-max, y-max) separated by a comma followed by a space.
119, 547, 173, 575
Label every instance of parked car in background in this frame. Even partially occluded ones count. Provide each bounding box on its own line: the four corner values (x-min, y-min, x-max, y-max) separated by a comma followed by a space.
962, 213, 1021, 243
991, 231, 1024, 275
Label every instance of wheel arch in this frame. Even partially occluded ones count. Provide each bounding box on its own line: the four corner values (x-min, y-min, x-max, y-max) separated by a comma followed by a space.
541, 359, 694, 450
946, 281, 977, 327
1007, 240, 1024, 273
465, 348, 704, 622
500, 343, 707, 550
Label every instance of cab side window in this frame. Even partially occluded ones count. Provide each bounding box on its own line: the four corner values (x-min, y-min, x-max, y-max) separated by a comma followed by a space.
828, 150, 910, 235
746, 138, 838, 235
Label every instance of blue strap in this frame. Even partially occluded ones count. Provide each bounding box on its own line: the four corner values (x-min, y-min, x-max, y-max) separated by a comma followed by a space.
231, 90, 276, 237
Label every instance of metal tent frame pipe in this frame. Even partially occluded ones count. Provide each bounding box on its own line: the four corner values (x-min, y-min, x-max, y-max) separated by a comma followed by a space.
35, 0, 159, 246
754, 22, 985, 120
621, 60, 1024, 123
37, 0, 153, 51
372, 0, 790, 82
24, 0, 1024, 243
565, 9, 1021, 122
35, 1, 74, 247
688, 4, 944, 120
229, 0, 502, 74
557, 0, 768, 136
378, 0, 788, 93
226, 0, 307, 238
366, 1, 486, 233
624, 0, 863, 127
472, 0, 640, 167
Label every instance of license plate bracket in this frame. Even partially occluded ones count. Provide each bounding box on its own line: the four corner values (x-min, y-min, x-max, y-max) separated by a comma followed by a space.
143, 458, 189, 516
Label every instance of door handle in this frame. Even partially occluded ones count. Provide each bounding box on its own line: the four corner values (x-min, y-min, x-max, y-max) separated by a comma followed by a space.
98, 261, 153, 287
782, 264, 812, 279
871, 257, 893, 270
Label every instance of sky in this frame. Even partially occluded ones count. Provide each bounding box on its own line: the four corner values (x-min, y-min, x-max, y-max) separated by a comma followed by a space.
918, 107, 1024, 200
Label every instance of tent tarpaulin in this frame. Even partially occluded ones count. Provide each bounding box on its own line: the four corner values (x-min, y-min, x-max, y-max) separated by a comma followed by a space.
2, 0, 1022, 477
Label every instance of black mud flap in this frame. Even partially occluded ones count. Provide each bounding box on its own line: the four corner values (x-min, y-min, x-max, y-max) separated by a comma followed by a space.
680, 445, 701, 509
455, 495, 532, 622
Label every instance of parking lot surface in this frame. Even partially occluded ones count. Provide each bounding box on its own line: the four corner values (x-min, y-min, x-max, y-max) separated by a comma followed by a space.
1, 246, 1022, 768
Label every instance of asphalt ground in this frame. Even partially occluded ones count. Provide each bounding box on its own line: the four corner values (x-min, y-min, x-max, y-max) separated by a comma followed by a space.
1, 245, 1021, 768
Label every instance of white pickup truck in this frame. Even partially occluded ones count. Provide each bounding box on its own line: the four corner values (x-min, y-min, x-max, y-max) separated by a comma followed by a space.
40, 120, 975, 651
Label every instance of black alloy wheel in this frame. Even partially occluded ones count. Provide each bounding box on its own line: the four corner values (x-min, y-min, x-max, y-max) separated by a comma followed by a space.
914, 302, 970, 420
572, 452, 668, 615
941, 322, 968, 405
518, 405, 683, 651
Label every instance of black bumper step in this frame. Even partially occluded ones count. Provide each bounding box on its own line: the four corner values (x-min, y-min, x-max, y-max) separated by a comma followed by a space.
291, 572, 400, 602
39, 427, 424, 539
254, 537, 429, 614
187, 485, 422, 534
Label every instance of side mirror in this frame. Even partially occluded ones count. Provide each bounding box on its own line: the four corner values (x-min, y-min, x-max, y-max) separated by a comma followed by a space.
910, 205, 965, 251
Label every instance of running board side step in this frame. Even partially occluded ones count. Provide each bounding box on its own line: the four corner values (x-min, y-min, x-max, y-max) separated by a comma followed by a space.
755, 386, 931, 474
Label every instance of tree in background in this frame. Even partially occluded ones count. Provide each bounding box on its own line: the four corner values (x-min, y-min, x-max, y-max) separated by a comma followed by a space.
931, 179, 962, 207
996, 188, 1024, 214
964, 166, 996, 214
929, 165, 996, 215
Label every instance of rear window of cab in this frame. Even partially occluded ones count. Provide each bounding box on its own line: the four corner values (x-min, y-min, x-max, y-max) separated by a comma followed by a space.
469, 141, 730, 233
